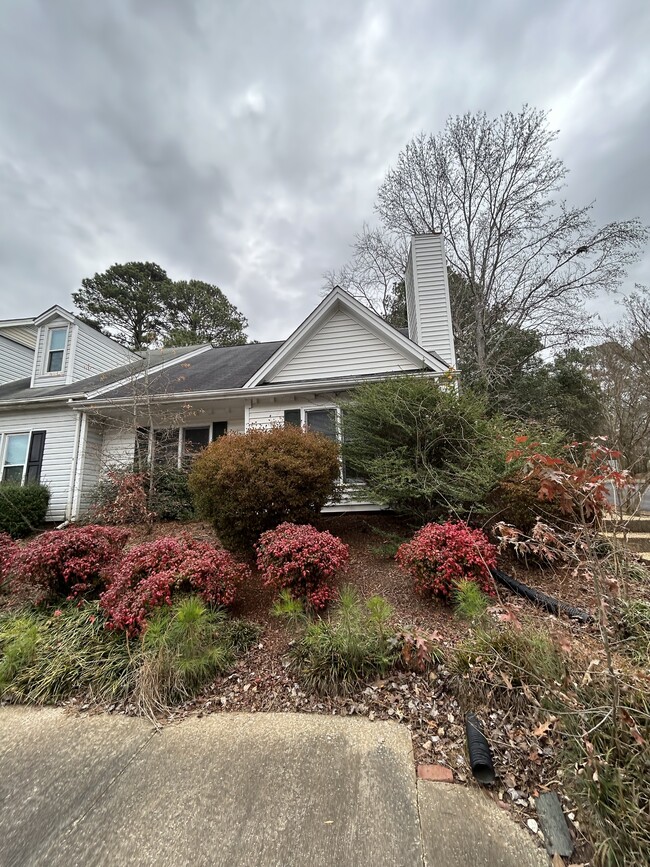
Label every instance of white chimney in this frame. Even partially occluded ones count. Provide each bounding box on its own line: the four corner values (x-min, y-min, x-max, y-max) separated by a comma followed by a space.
404, 233, 456, 368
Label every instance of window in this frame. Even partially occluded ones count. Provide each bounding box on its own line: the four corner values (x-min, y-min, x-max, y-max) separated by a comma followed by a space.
133, 427, 150, 471
283, 409, 301, 428
1, 431, 46, 484
46, 326, 68, 373
212, 421, 227, 439
153, 428, 180, 468
305, 408, 337, 441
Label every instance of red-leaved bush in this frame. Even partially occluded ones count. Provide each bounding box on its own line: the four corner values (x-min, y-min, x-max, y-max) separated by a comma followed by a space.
90, 470, 155, 526
256, 522, 349, 609
11, 525, 129, 603
100, 536, 249, 635
396, 521, 496, 601
0, 531, 18, 589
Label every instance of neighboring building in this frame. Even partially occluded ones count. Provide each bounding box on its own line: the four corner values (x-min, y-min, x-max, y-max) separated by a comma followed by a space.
0, 233, 456, 522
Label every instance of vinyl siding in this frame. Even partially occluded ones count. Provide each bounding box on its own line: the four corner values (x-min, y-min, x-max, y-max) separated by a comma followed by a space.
404, 252, 418, 344
72, 321, 136, 383
0, 335, 34, 384
1, 325, 37, 349
268, 308, 419, 384
409, 235, 456, 367
77, 420, 104, 513
0, 405, 79, 522
101, 426, 137, 468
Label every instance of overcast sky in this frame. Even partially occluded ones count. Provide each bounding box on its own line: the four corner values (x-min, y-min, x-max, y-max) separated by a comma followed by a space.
0, 0, 648, 340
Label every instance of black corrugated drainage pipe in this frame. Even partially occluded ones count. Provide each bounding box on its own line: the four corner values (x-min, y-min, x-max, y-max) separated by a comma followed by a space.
491, 568, 592, 624
465, 713, 496, 784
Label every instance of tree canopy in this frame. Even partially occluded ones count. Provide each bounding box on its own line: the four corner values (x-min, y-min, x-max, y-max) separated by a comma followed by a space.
73, 263, 248, 350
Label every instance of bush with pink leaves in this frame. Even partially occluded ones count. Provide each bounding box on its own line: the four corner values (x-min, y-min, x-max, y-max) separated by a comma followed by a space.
11, 525, 128, 603
0, 531, 18, 590
100, 536, 249, 635
256, 522, 349, 609
396, 521, 496, 601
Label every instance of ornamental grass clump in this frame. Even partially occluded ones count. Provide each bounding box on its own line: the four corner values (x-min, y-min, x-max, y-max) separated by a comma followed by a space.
100, 536, 249, 636
256, 522, 349, 609
396, 521, 496, 602
11, 525, 129, 603
274, 586, 397, 696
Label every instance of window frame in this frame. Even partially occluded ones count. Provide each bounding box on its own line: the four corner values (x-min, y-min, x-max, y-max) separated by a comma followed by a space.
151, 422, 228, 469
297, 405, 363, 486
44, 325, 69, 375
1, 431, 32, 484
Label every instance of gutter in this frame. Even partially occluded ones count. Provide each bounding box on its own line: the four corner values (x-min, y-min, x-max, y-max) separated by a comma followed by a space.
73, 369, 457, 409
65, 412, 83, 520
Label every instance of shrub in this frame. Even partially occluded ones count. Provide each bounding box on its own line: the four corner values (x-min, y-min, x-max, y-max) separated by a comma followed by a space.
149, 466, 194, 521
0, 483, 50, 538
615, 599, 650, 665
485, 475, 573, 534
396, 521, 496, 601
90, 470, 154, 526
493, 519, 588, 565
256, 522, 349, 609
275, 586, 397, 695
0, 531, 18, 590
188, 425, 341, 550
100, 536, 248, 635
340, 376, 516, 520
11, 525, 129, 603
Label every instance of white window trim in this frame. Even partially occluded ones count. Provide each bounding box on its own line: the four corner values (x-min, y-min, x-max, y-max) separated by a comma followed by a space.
151, 423, 223, 470
299, 405, 362, 486
43, 325, 69, 376
0, 430, 32, 485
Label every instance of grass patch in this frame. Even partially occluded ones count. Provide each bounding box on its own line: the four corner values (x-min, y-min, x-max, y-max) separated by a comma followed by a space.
0, 597, 258, 711
615, 599, 650, 665
274, 586, 397, 696
367, 527, 410, 560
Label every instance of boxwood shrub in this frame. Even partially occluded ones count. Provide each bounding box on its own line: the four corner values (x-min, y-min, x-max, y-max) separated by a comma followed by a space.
0, 483, 50, 538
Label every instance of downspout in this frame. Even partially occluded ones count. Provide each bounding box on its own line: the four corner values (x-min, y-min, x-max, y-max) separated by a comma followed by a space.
70, 412, 88, 521
65, 411, 83, 521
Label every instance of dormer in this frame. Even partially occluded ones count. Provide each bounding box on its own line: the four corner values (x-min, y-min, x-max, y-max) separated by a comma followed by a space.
31, 305, 137, 388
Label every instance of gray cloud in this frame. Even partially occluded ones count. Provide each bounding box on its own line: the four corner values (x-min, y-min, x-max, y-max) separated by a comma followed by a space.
0, 0, 648, 339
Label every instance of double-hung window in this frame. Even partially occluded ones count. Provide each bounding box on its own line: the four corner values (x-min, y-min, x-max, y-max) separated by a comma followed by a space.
1, 431, 46, 484
46, 326, 68, 373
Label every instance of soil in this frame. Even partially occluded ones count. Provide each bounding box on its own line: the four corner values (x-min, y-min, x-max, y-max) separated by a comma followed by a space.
5, 513, 650, 864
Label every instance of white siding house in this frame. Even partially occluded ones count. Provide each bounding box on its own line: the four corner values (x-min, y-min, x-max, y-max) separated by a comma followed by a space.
0, 233, 456, 521
0, 335, 33, 384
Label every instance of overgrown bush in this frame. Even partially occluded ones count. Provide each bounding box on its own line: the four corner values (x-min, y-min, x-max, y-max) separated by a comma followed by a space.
256, 522, 349, 609
485, 475, 574, 534
396, 521, 496, 601
274, 586, 397, 695
341, 376, 515, 520
90, 470, 154, 526
149, 466, 194, 521
0, 483, 50, 538
188, 425, 341, 550
100, 536, 248, 635
0, 531, 17, 591
11, 525, 128, 603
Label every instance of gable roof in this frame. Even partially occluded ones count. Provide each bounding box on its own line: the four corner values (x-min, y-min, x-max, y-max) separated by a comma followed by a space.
243, 287, 449, 388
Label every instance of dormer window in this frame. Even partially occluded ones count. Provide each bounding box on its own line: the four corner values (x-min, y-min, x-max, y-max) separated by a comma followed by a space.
46, 326, 68, 373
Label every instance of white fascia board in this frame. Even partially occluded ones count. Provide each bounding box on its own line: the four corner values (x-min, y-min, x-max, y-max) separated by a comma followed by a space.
0, 317, 36, 327
244, 287, 449, 388
0, 393, 86, 407
34, 305, 76, 326
85, 344, 213, 398
78, 368, 457, 410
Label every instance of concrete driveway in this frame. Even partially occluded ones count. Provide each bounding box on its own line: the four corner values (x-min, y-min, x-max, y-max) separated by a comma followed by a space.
0, 707, 549, 867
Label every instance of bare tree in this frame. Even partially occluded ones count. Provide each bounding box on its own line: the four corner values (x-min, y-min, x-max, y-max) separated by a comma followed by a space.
334, 107, 647, 381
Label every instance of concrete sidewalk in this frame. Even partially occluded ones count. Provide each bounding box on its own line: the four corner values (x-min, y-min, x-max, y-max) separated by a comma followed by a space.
0, 708, 549, 867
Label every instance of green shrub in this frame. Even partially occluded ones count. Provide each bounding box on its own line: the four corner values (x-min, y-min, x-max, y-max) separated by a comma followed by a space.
340, 376, 515, 520
150, 466, 194, 521
368, 527, 410, 560
0, 483, 50, 538
453, 579, 490, 622
275, 586, 397, 695
189, 425, 341, 550
615, 599, 650, 665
